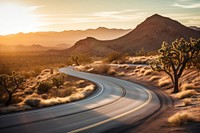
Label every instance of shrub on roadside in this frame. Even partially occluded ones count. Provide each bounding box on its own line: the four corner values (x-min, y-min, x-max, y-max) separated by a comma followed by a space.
25, 98, 41, 107
37, 81, 52, 94
52, 76, 64, 88
94, 64, 110, 74
176, 90, 197, 99
168, 112, 197, 126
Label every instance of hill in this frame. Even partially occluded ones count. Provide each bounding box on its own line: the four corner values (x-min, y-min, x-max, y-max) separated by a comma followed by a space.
60, 14, 200, 57
0, 27, 131, 48
0, 44, 54, 53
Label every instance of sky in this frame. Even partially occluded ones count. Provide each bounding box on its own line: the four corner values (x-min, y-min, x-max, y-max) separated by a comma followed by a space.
0, 0, 200, 35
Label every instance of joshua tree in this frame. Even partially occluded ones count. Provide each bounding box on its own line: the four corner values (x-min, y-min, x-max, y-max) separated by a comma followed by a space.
71, 56, 80, 66
151, 38, 200, 93
0, 72, 24, 106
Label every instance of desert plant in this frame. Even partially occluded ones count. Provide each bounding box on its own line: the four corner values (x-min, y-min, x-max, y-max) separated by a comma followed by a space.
0, 72, 24, 106
37, 81, 52, 94
71, 55, 80, 66
25, 98, 41, 107
105, 53, 122, 63
52, 76, 64, 88
151, 38, 200, 93
168, 112, 197, 126
176, 90, 197, 99
94, 64, 110, 74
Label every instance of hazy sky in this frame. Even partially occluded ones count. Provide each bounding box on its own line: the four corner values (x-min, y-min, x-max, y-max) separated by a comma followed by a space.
0, 0, 200, 35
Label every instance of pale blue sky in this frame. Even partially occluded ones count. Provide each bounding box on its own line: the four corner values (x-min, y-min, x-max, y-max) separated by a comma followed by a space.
0, 0, 200, 34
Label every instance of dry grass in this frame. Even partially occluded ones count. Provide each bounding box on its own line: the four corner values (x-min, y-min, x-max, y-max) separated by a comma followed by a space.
176, 90, 198, 99
157, 78, 172, 87
180, 83, 199, 91
40, 84, 95, 106
168, 112, 198, 126
149, 76, 161, 82
128, 55, 158, 65
0, 68, 96, 113
182, 99, 192, 106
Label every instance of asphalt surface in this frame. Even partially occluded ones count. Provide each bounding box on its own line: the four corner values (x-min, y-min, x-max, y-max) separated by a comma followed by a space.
0, 67, 160, 133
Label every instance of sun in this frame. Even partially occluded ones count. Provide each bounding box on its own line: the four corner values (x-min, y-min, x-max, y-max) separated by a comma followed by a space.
0, 3, 39, 35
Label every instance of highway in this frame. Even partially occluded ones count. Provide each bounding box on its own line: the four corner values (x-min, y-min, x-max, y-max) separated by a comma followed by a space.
0, 67, 161, 133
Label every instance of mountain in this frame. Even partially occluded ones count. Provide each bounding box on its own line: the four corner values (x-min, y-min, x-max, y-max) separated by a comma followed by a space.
59, 14, 200, 57
0, 27, 131, 48
0, 44, 53, 52
189, 26, 200, 31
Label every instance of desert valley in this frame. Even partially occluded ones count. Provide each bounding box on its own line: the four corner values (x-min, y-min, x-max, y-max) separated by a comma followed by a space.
0, 0, 200, 133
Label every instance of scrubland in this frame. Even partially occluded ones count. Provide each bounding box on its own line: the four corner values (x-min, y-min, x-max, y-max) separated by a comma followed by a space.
0, 53, 95, 113
76, 55, 200, 130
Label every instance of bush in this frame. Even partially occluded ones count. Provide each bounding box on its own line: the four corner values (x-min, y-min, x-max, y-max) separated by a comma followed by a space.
52, 76, 64, 88
94, 64, 110, 74
25, 98, 41, 107
176, 90, 197, 99
37, 81, 52, 94
168, 112, 197, 126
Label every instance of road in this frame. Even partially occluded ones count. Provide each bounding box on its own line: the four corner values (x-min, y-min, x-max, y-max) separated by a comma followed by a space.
0, 67, 161, 133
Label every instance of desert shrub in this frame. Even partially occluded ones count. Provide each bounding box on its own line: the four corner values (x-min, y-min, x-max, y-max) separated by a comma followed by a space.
94, 64, 110, 74
176, 90, 197, 99
25, 98, 41, 107
57, 88, 74, 97
37, 81, 52, 94
52, 76, 64, 88
24, 88, 33, 95
41, 94, 48, 99
104, 53, 122, 63
168, 112, 197, 126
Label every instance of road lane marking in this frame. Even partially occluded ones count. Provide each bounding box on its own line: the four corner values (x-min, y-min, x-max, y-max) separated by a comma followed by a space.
67, 86, 152, 133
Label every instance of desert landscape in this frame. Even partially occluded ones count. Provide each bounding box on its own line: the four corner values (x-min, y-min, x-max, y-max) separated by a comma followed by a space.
0, 0, 200, 133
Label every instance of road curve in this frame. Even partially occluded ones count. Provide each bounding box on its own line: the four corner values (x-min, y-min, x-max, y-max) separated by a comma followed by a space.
0, 67, 160, 133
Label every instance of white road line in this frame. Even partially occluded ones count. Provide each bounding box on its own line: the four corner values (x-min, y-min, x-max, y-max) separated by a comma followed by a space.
67, 86, 152, 133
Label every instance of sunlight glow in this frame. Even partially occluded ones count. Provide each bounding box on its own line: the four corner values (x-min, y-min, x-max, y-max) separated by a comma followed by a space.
0, 4, 40, 35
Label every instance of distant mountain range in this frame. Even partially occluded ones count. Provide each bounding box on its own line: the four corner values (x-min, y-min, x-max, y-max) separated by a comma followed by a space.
0, 44, 54, 53
0, 27, 131, 49
52, 14, 199, 57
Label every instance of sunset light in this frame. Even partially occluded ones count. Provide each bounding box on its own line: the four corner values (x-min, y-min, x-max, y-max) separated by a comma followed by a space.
0, 1, 200, 133
0, 3, 39, 35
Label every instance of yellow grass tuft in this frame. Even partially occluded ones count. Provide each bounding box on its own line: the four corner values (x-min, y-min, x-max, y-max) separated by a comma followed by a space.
180, 83, 199, 91
144, 69, 155, 76
168, 112, 198, 126
176, 90, 197, 99
149, 76, 161, 82
182, 98, 192, 106
158, 78, 171, 87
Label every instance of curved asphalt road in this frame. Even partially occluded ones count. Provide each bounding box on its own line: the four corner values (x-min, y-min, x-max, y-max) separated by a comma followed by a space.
0, 67, 160, 133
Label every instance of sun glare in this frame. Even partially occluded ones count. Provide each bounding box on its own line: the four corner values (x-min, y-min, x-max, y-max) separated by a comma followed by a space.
0, 4, 39, 35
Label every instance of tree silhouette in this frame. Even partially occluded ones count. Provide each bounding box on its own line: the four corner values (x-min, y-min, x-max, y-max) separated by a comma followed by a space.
0, 72, 24, 106
151, 38, 200, 93
71, 56, 80, 66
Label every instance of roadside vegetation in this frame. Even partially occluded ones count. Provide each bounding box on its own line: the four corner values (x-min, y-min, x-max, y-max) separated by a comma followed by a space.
0, 52, 95, 113
74, 37, 200, 130
0, 69, 95, 113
